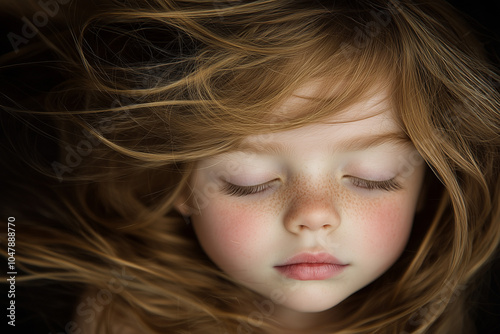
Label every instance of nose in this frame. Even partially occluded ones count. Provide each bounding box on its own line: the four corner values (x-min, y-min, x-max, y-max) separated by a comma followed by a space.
283, 188, 341, 234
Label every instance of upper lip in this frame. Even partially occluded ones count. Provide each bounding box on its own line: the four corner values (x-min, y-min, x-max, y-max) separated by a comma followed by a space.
275, 252, 347, 266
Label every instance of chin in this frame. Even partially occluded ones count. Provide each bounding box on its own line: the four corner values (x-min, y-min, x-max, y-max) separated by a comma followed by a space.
279, 293, 346, 313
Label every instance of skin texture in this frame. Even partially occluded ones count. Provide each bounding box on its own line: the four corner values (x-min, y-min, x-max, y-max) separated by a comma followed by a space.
176, 84, 426, 331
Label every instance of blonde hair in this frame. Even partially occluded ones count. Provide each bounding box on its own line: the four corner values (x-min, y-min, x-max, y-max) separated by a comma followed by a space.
1, 0, 499, 333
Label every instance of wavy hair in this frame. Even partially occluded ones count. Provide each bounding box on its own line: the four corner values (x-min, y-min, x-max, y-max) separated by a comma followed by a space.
1, 0, 499, 333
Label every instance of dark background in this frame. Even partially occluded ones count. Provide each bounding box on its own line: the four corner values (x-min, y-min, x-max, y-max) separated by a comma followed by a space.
449, 0, 500, 64
442, 1, 500, 332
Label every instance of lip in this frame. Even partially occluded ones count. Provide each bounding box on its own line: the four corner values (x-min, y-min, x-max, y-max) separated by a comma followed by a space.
274, 252, 348, 280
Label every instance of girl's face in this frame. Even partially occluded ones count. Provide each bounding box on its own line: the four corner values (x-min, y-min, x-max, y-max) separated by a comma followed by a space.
177, 84, 425, 327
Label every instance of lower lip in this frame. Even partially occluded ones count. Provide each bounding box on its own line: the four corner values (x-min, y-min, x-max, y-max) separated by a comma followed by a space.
274, 263, 347, 280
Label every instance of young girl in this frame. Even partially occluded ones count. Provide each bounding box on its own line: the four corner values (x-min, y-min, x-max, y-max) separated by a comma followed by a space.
1, 0, 499, 333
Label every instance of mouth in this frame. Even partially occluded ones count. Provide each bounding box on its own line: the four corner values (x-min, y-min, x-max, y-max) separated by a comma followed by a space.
274, 252, 348, 280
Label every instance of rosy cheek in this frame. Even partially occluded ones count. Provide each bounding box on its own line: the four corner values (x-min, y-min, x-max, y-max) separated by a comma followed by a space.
354, 197, 413, 260
193, 200, 267, 268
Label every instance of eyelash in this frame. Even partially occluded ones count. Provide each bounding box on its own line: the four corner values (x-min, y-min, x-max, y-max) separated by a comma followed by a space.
349, 177, 402, 191
221, 182, 274, 197
221, 177, 402, 197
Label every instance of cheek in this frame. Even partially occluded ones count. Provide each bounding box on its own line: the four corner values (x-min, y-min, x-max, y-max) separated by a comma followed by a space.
354, 197, 414, 260
192, 200, 269, 270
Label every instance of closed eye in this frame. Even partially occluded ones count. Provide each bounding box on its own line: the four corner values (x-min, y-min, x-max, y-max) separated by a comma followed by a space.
221, 180, 276, 197
222, 177, 401, 196
348, 177, 402, 191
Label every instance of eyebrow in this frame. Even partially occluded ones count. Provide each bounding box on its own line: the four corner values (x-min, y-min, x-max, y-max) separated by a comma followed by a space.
233, 132, 413, 155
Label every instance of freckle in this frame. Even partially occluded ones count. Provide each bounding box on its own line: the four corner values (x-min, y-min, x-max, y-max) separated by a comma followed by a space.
260, 171, 384, 219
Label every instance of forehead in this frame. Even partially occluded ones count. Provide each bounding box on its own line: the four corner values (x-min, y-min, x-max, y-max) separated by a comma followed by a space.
241, 85, 408, 154
272, 79, 394, 123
